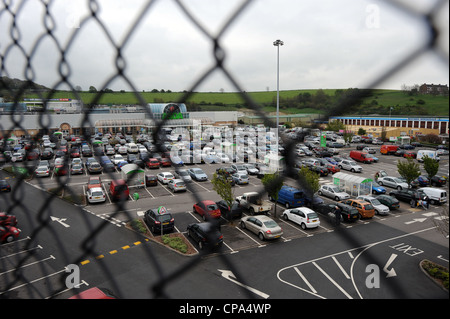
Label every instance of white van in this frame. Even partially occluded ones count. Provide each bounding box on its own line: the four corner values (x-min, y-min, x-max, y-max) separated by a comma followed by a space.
127, 143, 138, 154
419, 187, 447, 205
416, 150, 440, 162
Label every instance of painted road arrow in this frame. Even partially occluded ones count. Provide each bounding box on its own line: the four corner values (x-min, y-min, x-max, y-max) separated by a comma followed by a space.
383, 254, 398, 278
404, 218, 427, 225
218, 269, 270, 299
50, 216, 70, 228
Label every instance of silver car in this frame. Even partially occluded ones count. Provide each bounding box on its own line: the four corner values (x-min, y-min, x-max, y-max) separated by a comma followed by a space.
377, 176, 409, 190
167, 179, 187, 193
338, 159, 362, 173
318, 184, 350, 201
174, 169, 192, 182
231, 173, 249, 185
240, 215, 283, 240
357, 195, 390, 215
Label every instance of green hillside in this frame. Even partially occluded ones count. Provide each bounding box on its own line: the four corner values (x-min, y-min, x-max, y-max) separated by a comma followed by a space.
21, 88, 450, 116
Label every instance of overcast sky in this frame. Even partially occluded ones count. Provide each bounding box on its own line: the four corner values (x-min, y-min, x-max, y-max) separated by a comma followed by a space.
1, 0, 448, 93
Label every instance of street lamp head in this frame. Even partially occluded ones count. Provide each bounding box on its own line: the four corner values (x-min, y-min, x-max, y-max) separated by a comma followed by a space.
273, 39, 284, 46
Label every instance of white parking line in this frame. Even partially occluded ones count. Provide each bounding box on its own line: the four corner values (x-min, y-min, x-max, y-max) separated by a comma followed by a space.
235, 225, 263, 246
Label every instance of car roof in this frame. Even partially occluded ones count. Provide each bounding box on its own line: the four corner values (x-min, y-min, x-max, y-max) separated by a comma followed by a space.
89, 187, 103, 192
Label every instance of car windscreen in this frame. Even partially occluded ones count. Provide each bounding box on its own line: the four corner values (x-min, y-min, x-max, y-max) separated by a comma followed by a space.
157, 214, 172, 222
293, 192, 304, 199
207, 204, 218, 211
307, 212, 318, 219
92, 191, 103, 196
263, 220, 278, 228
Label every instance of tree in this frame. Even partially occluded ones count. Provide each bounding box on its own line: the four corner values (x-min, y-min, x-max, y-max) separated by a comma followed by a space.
422, 156, 439, 180
397, 159, 421, 188
211, 173, 234, 221
261, 173, 284, 218
297, 167, 320, 206
357, 127, 366, 136
88, 86, 97, 93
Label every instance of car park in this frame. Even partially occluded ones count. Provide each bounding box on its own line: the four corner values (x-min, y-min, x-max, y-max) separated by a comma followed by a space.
240, 215, 283, 240
167, 179, 187, 192
187, 222, 223, 250
282, 207, 320, 229
357, 195, 390, 215
377, 176, 409, 190
318, 184, 350, 201
86, 187, 106, 204
188, 168, 208, 181
339, 198, 375, 219
144, 206, 174, 234
216, 200, 243, 220
338, 159, 362, 173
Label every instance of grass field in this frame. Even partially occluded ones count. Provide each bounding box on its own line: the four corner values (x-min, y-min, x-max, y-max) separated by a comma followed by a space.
24, 88, 448, 116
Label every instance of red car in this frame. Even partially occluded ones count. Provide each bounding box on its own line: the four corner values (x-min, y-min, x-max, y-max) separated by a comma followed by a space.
147, 158, 160, 169
193, 200, 221, 220
0, 225, 20, 243
87, 176, 102, 189
159, 158, 171, 167
325, 163, 340, 174
0, 212, 17, 226
70, 148, 80, 158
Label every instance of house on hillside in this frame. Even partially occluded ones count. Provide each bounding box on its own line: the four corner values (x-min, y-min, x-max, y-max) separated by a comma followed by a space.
419, 83, 448, 96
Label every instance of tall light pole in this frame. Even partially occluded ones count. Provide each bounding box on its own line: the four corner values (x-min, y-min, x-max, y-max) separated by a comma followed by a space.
273, 39, 283, 154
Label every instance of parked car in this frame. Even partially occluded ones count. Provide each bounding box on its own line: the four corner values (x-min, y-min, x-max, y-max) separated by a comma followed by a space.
318, 184, 350, 201
108, 179, 129, 201
419, 187, 447, 205
240, 215, 283, 240
231, 173, 249, 185
369, 181, 386, 195
335, 202, 360, 222
187, 222, 223, 250
430, 175, 447, 187
357, 195, 390, 215
216, 200, 243, 220
174, 169, 192, 182
243, 163, 259, 175
167, 179, 187, 193
375, 194, 400, 210
87, 161, 103, 174
231, 164, 248, 175
157, 172, 174, 184
188, 168, 208, 181
378, 176, 409, 190
338, 159, 362, 173
0, 225, 20, 243
193, 200, 221, 220
70, 163, 84, 175
339, 198, 375, 219
0, 212, 18, 226
145, 174, 158, 187
86, 187, 106, 204
389, 188, 428, 206
147, 158, 160, 169
87, 176, 102, 189
144, 206, 175, 234
35, 165, 50, 177
111, 154, 125, 165
282, 207, 320, 230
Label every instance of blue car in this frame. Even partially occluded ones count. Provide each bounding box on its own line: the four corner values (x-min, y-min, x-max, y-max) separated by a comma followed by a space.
372, 181, 386, 194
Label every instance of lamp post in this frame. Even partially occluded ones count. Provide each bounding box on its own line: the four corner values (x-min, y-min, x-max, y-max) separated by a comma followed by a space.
273, 39, 283, 154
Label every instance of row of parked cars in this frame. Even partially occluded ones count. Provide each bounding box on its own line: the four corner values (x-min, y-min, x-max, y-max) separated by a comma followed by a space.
0, 211, 21, 244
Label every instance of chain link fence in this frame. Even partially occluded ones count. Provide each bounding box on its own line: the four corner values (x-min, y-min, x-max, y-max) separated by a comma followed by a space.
0, 0, 448, 299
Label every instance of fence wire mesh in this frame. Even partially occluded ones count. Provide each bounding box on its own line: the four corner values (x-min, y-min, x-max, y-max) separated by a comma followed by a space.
0, 0, 448, 300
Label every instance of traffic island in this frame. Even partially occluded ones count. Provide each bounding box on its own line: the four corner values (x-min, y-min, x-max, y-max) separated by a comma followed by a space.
419, 259, 449, 292
127, 218, 197, 256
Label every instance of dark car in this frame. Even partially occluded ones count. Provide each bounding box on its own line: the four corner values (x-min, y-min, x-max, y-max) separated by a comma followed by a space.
0, 180, 11, 192
314, 203, 359, 222
216, 200, 243, 220
144, 207, 174, 234
389, 188, 428, 206
81, 147, 93, 157
375, 194, 400, 210
187, 222, 223, 250
145, 175, 158, 187
412, 175, 430, 187
40, 149, 54, 160
308, 165, 329, 177
431, 175, 447, 187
